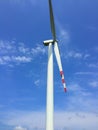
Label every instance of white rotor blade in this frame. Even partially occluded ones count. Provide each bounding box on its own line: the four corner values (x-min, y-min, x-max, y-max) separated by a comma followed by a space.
48, 0, 56, 41
54, 42, 67, 92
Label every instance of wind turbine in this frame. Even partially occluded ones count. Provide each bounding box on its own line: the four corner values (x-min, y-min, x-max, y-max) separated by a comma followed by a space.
43, 0, 67, 130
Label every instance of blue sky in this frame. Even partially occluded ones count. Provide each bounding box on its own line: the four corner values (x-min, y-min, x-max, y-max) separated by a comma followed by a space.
0, 0, 98, 130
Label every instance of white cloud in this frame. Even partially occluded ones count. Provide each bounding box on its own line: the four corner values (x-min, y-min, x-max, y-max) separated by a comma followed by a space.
64, 50, 83, 59
75, 71, 98, 76
89, 81, 98, 88
0, 40, 46, 66
0, 56, 11, 65
62, 82, 98, 113
74, 53, 82, 58
54, 112, 98, 130
0, 83, 98, 130
0, 40, 16, 54
68, 51, 82, 58
34, 79, 40, 86
1, 111, 98, 130
88, 63, 98, 68
9, 0, 31, 7
14, 126, 27, 130
58, 25, 70, 45
0, 58, 5, 65
9, 0, 46, 8
84, 54, 90, 59
18, 46, 30, 54
2, 56, 11, 61
0, 56, 32, 65
0, 83, 97, 130
59, 29, 69, 42
2, 111, 45, 130
68, 83, 83, 92
31, 44, 46, 55
12, 56, 32, 63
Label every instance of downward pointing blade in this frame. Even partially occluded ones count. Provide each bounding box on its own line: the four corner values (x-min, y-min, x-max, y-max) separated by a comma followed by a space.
48, 0, 56, 41
54, 42, 67, 92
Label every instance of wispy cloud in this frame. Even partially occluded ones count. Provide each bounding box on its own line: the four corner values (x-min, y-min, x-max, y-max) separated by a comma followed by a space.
61, 49, 91, 60
12, 56, 32, 63
55, 21, 70, 45
59, 28, 70, 43
9, 0, 46, 8
9, 0, 36, 6
1, 110, 98, 130
31, 44, 46, 55
0, 40, 46, 66
54, 81, 98, 114
75, 71, 98, 76
14, 126, 27, 130
88, 63, 98, 68
0, 56, 32, 65
34, 79, 40, 87
18, 46, 30, 54
64, 50, 83, 59
53, 80, 98, 113
0, 40, 16, 54
89, 81, 98, 88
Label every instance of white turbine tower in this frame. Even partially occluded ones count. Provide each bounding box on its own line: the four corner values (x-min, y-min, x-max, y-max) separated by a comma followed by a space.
43, 0, 67, 130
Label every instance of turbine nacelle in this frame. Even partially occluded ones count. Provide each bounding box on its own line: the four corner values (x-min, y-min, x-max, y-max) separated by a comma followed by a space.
43, 39, 54, 46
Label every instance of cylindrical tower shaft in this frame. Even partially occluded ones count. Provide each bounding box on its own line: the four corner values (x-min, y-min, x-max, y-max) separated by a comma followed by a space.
46, 43, 54, 130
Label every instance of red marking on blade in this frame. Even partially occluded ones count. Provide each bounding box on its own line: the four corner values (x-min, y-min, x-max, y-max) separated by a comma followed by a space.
62, 79, 65, 83
60, 71, 64, 76
64, 88, 67, 92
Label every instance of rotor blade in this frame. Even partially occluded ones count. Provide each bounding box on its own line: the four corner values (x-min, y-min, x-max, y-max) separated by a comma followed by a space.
54, 42, 67, 92
48, 0, 56, 40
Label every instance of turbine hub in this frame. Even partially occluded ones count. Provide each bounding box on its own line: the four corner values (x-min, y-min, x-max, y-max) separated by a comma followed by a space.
43, 39, 54, 46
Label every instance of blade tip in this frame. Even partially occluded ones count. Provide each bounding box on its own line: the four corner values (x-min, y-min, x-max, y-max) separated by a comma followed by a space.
64, 88, 67, 92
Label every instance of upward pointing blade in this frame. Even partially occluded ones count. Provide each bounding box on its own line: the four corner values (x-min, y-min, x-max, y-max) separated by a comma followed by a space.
54, 42, 67, 92
49, 0, 56, 41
